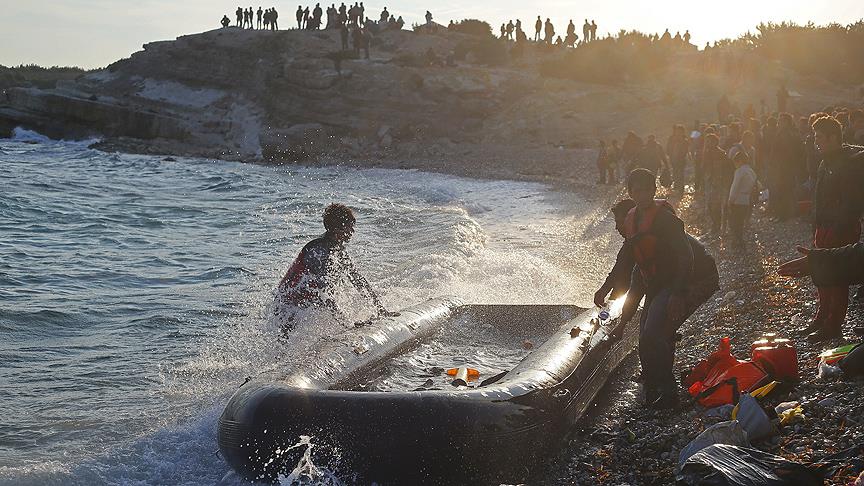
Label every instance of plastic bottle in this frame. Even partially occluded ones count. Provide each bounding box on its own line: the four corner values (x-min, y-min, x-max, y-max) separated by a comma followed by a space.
598, 307, 610, 321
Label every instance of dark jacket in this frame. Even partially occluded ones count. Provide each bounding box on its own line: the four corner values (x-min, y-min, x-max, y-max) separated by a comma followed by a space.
770, 128, 805, 183
812, 144, 864, 230
809, 242, 864, 287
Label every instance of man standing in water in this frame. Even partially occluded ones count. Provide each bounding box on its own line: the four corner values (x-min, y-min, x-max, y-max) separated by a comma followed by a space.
276, 203, 397, 331
595, 170, 718, 408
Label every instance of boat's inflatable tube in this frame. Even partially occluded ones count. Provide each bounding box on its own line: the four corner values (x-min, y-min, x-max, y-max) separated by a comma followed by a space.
218, 297, 639, 484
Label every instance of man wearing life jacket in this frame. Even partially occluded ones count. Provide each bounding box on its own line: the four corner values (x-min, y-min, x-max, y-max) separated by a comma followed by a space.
597, 195, 720, 349
275, 203, 396, 330
609, 169, 718, 408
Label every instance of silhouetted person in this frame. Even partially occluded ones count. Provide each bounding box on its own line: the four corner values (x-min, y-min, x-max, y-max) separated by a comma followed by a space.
257, 7, 263, 29
597, 140, 609, 184
221, 15, 231, 28
582, 19, 590, 43
271, 7, 279, 29
590, 20, 597, 41
683, 30, 691, 44
359, 3, 365, 26
637, 134, 668, 175
425, 10, 432, 25
506, 20, 514, 40
622, 131, 644, 172
380, 7, 389, 23
361, 26, 371, 58
303, 7, 310, 28
236, 6, 243, 26
667, 124, 689, 192
312, 3, 322, 28
295, 5, 303, 28
534, 16, 542, 41
660, 28, 671, 43
544, 18, 554, 44
500, 23, 506, 39
566, 20, 575, 44
717, 95, 731, 123
768, 113, 803, 220
777, 83, 790, 113
339, 23, 350, 50
351, 26, 363, 56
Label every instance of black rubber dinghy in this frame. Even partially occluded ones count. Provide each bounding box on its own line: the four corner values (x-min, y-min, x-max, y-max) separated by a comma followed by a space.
218, 297, 639, 484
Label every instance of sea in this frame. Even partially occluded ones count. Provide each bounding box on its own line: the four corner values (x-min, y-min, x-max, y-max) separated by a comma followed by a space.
0, 129, 620, 485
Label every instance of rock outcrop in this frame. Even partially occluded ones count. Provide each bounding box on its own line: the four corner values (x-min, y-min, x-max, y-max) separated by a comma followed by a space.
1, 26, 854, 172
0, 27, 522, 161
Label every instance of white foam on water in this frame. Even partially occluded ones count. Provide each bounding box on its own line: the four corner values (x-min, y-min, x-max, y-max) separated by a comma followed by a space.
1, 142, 622, 485
10, 127, 101, 146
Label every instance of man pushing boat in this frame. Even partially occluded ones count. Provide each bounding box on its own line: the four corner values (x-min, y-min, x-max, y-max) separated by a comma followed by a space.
595, 169, 719, 409
275, 203, 397, 331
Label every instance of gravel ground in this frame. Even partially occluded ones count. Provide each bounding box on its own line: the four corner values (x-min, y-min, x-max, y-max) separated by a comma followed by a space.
540, 188, 864, 485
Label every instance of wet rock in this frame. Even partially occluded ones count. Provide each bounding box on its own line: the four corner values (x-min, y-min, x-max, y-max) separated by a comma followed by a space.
817, 397, 836, 408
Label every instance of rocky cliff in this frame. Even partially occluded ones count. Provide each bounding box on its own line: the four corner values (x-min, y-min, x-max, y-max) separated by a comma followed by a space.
1, 26, 855, 179
0, 28, 525, 162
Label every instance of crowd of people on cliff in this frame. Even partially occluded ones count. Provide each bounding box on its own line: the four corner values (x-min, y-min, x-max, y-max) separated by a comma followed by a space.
594, 88, 864, 347
221, 3, 409, 33
221, 6, 281, 30
495, 18, 602, 47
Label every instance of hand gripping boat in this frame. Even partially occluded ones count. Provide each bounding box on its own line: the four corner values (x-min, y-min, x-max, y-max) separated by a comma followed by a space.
218, 297, 638, 484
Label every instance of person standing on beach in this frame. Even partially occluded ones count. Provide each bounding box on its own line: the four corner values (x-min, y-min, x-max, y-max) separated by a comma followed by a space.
590, 20, 597, 41
533, 16, 542, 42
768, 113, 803, 221
622, 131, 644, 173
275, 204, 398, 332
702, 133, 730, 234
257, 7, 264, 29
777, 83, 790, 113
607, 139, 621, 183
800, 116, 864, 342
596, 172, 718, 408
636, 134, 667, 176
236, 6, 244, 26
596, 141, 609, 185
296, 5, 304, 29
727, 150, 760, 248
340, 22, 349, 50
666, 124, 689, 192
582, 19, 590, 44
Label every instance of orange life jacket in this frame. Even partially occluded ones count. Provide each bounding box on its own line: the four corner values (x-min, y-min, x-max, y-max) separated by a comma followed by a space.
623, 200, 675, 280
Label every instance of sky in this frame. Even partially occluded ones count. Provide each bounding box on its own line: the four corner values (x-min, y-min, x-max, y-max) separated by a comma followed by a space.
1, 0, 863, 69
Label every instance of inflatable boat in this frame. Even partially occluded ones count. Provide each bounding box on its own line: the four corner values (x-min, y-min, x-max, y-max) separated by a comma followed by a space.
218, 297, 638, 484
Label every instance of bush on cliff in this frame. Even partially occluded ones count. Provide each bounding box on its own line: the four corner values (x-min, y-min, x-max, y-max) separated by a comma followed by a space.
751, 20, 864, 83
448, 19, 494, 38
539, 32, 669, 84
539, 20, 864, 85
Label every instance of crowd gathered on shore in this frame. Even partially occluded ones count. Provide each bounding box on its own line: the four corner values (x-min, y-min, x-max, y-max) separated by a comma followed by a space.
588, 88, 864, 409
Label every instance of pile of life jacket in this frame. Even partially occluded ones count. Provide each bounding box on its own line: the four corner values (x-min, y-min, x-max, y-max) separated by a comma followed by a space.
684, 336, 798, 408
